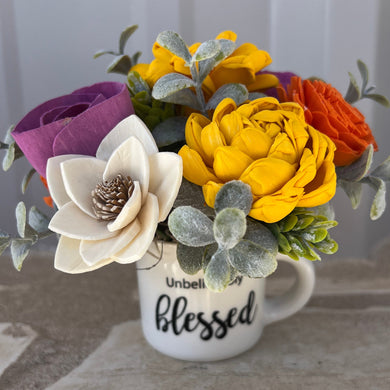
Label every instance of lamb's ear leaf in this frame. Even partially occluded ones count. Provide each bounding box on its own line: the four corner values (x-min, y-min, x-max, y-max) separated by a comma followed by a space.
119, 25, 138, 54
156, 31, 192, 63
176, 243, 205, 275
204, 249, 231, 292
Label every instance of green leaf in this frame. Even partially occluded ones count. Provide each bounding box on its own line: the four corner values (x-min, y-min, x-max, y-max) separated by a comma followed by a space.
214, 180, 253, 215
176, 243, 204, 275
154, 87, 201, 111
292, 216, 315, 231
279, 215, 298, 232
11, 238, 33, 271
156, 31, 192, 63
4, 125, 15, 144
364, 176, 387, 220
127, 70, 150, 96
213, 208, 246, 249
2, 142, 15, 171
15, 202, 27, 238
371, 156, 390, 181
339, 180, 362, 209
132, 51, 142, 66
198, 39, 236, 82
204, 249, 231, 292
93, 49, 116, 59
107, 55, 132, 75
248, 92, 267, 100
152, 73, 195, 100
363, 93, 390, 107
21, 168, 36, 194
245, 221, 278, 256
29, 206, 50, 234
301, 228, 328, 243
357, 59, 369, 92
228, 239, 277, 278
168, 206, 214, 246
312, 235, 338, 254
152, 116, 186, 148
192, 40, 221, 62
119, 25, 138, 54
336, 144, 373, 182
206, 83, 248, 110
0, 237, 10, 256
344, 71, 360, 103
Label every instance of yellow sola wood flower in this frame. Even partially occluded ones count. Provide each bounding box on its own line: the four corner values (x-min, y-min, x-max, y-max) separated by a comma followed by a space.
179, 97, 337, 223
131, 31, 278, 98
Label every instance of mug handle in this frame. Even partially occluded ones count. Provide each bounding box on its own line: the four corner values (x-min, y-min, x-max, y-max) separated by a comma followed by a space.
263, 254, 315, 326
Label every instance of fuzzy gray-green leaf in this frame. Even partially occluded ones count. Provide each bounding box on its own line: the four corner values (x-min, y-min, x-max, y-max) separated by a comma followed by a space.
21, 168, 36, 194
15, 202, 27, 238
301, 228, 328, 243
336, 144, 373, 182
246, 220, 278, 256
371, 156, 390, 181
107, 55, 132, 75
0, 237, 10, 256
11, 238, 33, 271
364, 176, 387, 220
364, 93, 390, 107
156, 31, 192, 63
127, 70, 150, 96
206, 83, 248, 110
4, 125, 15, 144
204, 249, 231, 292
198, 39, 236, 81
154, 87, 200, 110
93, 49, 116, 59
193, 40, 220, 62
213, 208, 246, 249
29, 206, 50, 234
152, 116, 186, 148
228, 239, 277, 278
357, 59, 369, 92
119, 25, 138, 54
214, 180, 252, 215
176, 243, 204, 275
152, 73, 195, 99
313, 235, 338, 254
339, 180, 362, 209
344, 71, 360, 103
2, 142, 15, 171
168, 206, 214, 246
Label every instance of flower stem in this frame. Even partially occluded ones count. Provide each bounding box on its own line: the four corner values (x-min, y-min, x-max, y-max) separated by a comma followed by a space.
190, 62, 207, 115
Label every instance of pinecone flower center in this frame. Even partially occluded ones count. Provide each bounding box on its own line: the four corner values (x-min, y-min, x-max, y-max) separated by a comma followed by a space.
91, 174, 135, 221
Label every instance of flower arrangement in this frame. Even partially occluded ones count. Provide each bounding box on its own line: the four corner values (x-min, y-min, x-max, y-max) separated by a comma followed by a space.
1, 25, 389, 292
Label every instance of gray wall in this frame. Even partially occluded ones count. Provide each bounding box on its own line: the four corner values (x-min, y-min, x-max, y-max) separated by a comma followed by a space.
1, 0, 389, 257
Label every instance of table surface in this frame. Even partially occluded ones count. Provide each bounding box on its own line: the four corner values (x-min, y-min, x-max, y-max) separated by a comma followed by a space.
1, 239, 390, 390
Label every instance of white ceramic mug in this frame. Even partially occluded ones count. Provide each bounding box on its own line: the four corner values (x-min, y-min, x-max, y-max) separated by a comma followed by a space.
136, 241, 315, 362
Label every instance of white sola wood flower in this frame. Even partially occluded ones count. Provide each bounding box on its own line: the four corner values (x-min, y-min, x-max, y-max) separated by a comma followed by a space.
46, 115, 182, 273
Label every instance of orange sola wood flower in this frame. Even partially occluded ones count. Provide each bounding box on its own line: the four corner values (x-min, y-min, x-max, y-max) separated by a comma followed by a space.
278, 77, 378, 166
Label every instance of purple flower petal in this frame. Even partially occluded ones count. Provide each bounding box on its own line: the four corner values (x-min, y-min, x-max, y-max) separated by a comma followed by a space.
12, 82, 133, 177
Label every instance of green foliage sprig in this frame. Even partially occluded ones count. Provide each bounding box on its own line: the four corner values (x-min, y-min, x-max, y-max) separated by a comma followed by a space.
267, 206, 338, 261
345, 59, 390, 107
168, 181, 278, 292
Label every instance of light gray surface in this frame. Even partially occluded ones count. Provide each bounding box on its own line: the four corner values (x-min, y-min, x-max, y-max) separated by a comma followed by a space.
0, 238, 390, 389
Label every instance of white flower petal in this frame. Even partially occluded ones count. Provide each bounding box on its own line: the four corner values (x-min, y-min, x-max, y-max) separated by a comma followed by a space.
49, 202, 116, 240
107, 181, 142, 232
80, 218, 141, 266
61, 157, 107, 218
103, 137, 149, 204
54, 236, 113, 274
113, 193, 159, 264
46, 155, 86, 208
148, 152, 183, 222
96, 115, 158, 160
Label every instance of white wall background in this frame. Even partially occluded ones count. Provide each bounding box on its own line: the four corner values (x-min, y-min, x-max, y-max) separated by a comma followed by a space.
0, 0, 389, 258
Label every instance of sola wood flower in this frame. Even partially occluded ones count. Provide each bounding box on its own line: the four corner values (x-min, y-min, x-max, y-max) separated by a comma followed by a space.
46, 115, 182, 273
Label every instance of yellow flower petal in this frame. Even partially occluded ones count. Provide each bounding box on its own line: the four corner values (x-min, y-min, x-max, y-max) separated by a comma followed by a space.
213, 146, 253, 182
247, 73, 279, 92
185, 113, 210, 160
231, 128, 273, 159
249, 188, 304, 223
200, 122, 226, 166
212, 98, 237, 125
267, 132, 298, 164
178, 146, 219, 186
240, 157, 297, 197
129, 63, 149, 80
202, 181, 223, 208
218, 111, 244, 144
215, 31, 237, 41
